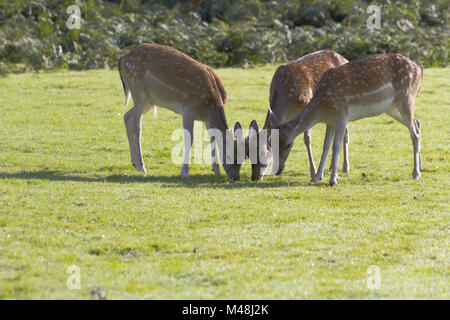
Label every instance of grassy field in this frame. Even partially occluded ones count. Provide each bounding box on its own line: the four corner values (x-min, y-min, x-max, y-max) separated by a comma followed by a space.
0, 66, 448, 299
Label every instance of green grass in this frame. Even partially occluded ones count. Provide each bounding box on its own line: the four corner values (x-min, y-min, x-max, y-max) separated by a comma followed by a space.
0, 66, 449, 299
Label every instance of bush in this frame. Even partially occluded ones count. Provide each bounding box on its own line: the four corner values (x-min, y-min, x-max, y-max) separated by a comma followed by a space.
0, 0, 448, 75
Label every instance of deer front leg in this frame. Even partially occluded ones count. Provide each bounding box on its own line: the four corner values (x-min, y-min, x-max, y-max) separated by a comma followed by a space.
304, 129, 316, 178
181, 114, 194, 179
329, 120, 348, 186
328, 126, 350, 173
210, 136, 221, 175
312, 125, 334, 182
124, 106, 146, 173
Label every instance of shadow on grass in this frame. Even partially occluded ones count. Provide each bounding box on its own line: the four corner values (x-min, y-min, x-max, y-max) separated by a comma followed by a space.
0, 170, 319, 189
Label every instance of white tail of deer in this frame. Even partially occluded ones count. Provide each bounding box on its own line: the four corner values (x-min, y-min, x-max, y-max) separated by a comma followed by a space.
118, 43, 243, 180
267, 53, 424, 185
245, 50, 349, 181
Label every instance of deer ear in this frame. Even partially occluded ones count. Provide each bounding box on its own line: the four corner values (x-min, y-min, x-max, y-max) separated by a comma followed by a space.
249, 119, 259, 132
268, 111, 280, 128
234, 121, 243, 141
247, 120, 258, 159
244, 136, 249, 158
249, 120, 259, 138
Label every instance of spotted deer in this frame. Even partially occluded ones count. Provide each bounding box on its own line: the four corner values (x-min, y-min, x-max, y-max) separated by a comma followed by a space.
267, 53, 424, 185
118, 43, 243, 180
246, 50, 349, 180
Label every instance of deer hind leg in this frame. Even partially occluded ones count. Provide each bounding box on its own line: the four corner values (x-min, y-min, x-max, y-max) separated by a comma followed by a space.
210, 136, 221, 175
395, 98, 421, 180
303, 129, 317, 178
387, 107, 423, 173
342, 127, 350, 173
124, 100, 151, 174
312, 124, 335, 182
329, 120, 348, 186
410, 116, 421, 179
387, 103, 421, 179
181, 113, 195, 179
414, 118, 422, 171
409, 119, 421, 180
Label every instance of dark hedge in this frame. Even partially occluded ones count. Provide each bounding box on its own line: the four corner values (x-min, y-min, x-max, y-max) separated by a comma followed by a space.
0, 0, 448, 74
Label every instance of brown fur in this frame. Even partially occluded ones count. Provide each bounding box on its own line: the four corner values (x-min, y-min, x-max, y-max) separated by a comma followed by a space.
118, 43, 241, 180
272, 53, 424, 185
249, 50, 349, 180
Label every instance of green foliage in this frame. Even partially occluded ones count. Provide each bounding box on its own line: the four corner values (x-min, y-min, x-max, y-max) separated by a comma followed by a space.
0, 0, 448, 74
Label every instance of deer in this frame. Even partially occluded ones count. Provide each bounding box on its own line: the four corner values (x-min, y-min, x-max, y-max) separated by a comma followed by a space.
245, 50, 349, 181
265, 53, 424, 186
118, 43, 243, 181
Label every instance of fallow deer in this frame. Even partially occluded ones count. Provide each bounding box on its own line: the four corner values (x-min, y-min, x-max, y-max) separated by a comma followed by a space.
267, 53, 423, 185
246, 50, 349, 180
118, 43, 243, 180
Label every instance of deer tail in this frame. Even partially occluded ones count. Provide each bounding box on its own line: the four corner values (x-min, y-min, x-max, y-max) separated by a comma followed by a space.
118, 57, 131, 107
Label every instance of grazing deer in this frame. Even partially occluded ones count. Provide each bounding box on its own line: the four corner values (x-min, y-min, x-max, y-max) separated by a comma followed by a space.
266, 53, 424, 185
246, 50, 349, 180
118, 43, 243, 180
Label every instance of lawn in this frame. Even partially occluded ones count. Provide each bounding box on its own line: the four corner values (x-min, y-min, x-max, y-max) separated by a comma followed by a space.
0, 66, 448, 299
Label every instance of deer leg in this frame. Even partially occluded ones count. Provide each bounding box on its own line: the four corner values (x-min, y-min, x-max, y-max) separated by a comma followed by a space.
124, 103, 147, 173
409, 120, 421, 180
328, 126, 350, 173
303, 129, 316, 178
414, 118, 422, 171
312, 125, 335, 182
387, 107, 422, 174
181, 114, 194, 179
342, 127, 350, 173
329, 120, 348, 186
210, 136, 221, 175
386, 108, 422, 171
396, 100, 421, 180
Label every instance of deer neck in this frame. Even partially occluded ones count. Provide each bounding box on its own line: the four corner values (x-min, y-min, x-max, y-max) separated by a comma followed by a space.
206, 105, 231, 160
206, 106, 240, 169
284, 100, 320, 139
206, 105, 229, 134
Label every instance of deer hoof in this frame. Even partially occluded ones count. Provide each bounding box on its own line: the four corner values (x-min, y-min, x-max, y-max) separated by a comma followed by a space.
134, 164, 147, 174
181, 165, 189, 179
329, 176, 338, 186
412, 172, 420, 180
212, 164, 221, 175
